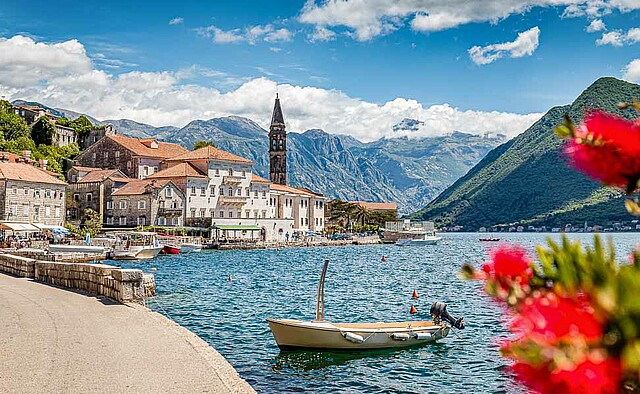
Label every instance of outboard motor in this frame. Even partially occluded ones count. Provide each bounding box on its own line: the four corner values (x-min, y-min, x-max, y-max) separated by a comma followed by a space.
430, 302, 465, 329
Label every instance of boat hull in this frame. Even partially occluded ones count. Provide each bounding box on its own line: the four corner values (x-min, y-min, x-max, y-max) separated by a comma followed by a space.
267, 319, 449, 350
181, 244, 202, 253
113, 246, 162, 260
161, 245, 181, 254
396, 236, 441, 246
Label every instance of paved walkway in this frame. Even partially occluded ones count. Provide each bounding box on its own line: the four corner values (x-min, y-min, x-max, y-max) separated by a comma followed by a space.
0, 274, 255, 394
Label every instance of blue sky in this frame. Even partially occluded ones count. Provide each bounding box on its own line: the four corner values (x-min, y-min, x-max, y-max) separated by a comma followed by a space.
0, 1, 639, 140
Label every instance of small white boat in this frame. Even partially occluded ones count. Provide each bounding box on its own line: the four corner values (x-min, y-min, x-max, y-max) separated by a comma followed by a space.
180, 243, 202, 253
267, 260, 464, 351
112, 231, 162, 261
48, 244, 107, 253
396, 234, 442, 246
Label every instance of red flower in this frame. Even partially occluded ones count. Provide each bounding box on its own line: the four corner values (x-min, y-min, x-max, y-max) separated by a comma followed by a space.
512, 355, 621, 394
564, 111, 640, 192
483, 245, 533, 291
512, 292, 603, 343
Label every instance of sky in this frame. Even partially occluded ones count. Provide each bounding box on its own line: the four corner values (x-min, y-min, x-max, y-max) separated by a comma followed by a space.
0, 0, 639, 142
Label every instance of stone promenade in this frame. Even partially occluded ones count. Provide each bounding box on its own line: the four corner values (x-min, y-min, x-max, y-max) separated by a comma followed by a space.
0, 274, 255, 394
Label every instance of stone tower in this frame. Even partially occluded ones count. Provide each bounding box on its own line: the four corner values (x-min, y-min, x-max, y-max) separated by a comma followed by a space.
269, 93, 287, 185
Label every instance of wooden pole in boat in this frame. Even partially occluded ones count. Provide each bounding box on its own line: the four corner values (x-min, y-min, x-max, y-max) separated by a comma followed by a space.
315, 259, 329, 321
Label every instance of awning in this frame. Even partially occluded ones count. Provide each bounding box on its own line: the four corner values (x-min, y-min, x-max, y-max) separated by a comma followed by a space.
33, 223, 70, 234
0, 222, 40, 232
213, 225, 262, 231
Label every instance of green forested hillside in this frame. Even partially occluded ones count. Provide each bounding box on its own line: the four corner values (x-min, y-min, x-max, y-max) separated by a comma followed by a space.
410, 77, 638, 229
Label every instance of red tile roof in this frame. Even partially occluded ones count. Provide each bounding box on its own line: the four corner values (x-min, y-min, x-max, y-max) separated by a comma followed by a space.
147, 162, 207, 179
351, 201, 398, 211
107, 134, 188, 159
72, 165, 101, 173
165, 145, 252, 164
78, 169, 128, 183
0, 163, 66, 185
111, 179, 172, 196
251, 174, 271, 184
0, 151, 21, 163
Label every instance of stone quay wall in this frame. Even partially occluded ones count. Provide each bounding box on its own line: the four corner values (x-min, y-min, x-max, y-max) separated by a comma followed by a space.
0, 253, 155, 304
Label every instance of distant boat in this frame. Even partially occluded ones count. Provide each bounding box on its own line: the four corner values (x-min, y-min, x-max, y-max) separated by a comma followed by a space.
395, 228, 441, 246
267, 260, 464, 351
180, 243, 202, 253
479, 238, 500, 242
112, 231, 162, 260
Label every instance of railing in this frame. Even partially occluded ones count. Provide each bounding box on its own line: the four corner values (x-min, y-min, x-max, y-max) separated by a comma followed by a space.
223, 175, 244, 184
218, 196, 248, 205
158, 208, 183, 216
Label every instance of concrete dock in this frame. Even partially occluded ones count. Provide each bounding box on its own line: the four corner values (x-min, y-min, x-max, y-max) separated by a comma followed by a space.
0, 274, 255, 393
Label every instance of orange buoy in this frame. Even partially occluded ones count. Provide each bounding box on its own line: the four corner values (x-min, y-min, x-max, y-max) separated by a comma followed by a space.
412, 289, 419, 299
227, 275, 232, 281
381, 256, 387, 262
410, 305, 418, 314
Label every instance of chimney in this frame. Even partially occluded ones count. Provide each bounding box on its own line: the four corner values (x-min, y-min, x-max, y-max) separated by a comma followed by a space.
22, 150, 31, 159
0, 154, 9, 163
39, 159, 48, 171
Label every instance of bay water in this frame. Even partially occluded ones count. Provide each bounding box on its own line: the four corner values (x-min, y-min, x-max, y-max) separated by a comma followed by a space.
122, 233, 639, 393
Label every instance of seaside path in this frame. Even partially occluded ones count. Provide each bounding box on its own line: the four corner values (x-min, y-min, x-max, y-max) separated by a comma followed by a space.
0, 274, 255, 394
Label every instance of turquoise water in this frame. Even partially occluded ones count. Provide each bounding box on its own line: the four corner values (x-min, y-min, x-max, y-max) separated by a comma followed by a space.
122, 233, 639, 393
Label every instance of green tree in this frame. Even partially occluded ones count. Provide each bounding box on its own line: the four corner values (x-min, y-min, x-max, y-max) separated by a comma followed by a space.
0, 100, 12, 114
194, 140, 216, 150
31, 117, 57, 145
58, 115, 93, 137
80, 208, 102, 237
0, 112, 29, 141
2, 136, 36, 154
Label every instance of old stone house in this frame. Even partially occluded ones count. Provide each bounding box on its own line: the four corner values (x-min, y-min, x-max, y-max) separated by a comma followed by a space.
108, 179, 185, 227
0, 162, 67, 226
75, 134, 188, 179
66, 167, 129, 224
78, 124, 116, 150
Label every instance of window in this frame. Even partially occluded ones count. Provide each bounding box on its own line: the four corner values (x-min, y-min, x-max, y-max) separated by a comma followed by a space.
86, 193, 92, 202
92, 153, 96, 160
35, 189, 40, 198
219, 187, 224, 196
45, 206, 51, 217
171, 201, 178, 209
210, 186, 215, 196
127, 160, 132, 169
9, 203, 17, 216
137, 216, 146, 226
201, 186, 206, 196
138, 200, 146, 209
228, 168, 233, 176
74, 193, 80, 202
191, 186, 196, 195
262, 210, 266, 218
106, 216, 114, 225
246, 211, 250, 218
55, 206, 60, 217
210, 208, 215, 217
200, 208, 205, 217
172, 217, 178, 226
236, 188, 241, 196
158, 217, 166, 226
119, 201, 127, 209
115, 151, 120, 159
228, 187, 233, 196
254, 190, 258, 198
305, 218, 309, 225
154, 167, 158, 174
219, 211, 224, 218
242, 170, 246, 177
106, 201, 113, 209
262, 191, 267, 198
104, 151, 108, 159
11, 186, 16, 194
23, 204, 29, 217
165, 188, 173, 197
215, 168, 220, 176
24, 188, 28, 195
229, 211, 233, 218
143, 166, 149, 176
119, 217, 127, 225
245, 188, 249, 196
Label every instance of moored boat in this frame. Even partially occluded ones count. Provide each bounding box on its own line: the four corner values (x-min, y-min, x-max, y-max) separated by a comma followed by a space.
180, 243, 202, 253
112, 231, 162, 260
479, 238, 500, 242
161, 244, 181, 254
267, 260, 464, 351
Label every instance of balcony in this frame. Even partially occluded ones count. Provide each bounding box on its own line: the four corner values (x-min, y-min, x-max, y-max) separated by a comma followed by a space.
218, 196, 248, 206
158, 208, 183, 217
223, 175, 244, 185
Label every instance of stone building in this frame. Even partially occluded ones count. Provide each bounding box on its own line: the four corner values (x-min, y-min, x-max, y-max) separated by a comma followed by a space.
54, 123, 77, 147
66, 167, 129, 224
108, 179, 185, 227
78, 124, 116, 150
0, 162, 67, 226
75, 134, 188, 179
269, 94, 287, 185
11, 104, 61, 125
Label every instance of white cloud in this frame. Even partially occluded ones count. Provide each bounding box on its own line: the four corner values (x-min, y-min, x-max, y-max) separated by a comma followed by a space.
586, 18, 606, 32
308, 26, 337, 42
196, 24, 293, 44
623, 59, 640, 82
469, 27, 540, 65
0, 35, 541, 142
169, 17, 184, 25
299, 0, 640, 41
596, 27, 640, 46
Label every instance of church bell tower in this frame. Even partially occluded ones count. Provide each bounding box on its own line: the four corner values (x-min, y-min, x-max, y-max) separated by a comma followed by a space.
269, 93, 287, 185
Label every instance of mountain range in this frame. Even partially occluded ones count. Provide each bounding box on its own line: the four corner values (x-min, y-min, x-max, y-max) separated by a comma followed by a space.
47, 108, 505, 214
410, 77, 637, 229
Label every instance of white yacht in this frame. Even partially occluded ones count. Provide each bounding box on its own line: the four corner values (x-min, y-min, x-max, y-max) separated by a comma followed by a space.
112, 232, 162, 260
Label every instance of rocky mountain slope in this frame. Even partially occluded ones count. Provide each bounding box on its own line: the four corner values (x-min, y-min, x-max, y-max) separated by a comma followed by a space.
410, 77, 637, 228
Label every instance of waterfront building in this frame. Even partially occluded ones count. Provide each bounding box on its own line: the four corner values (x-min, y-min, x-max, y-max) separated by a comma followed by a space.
349, 201, 398, 213
0, 162, 67, 226
66, 167, 130, 224
109, 179, 185, 227
75, 134, 188, 179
